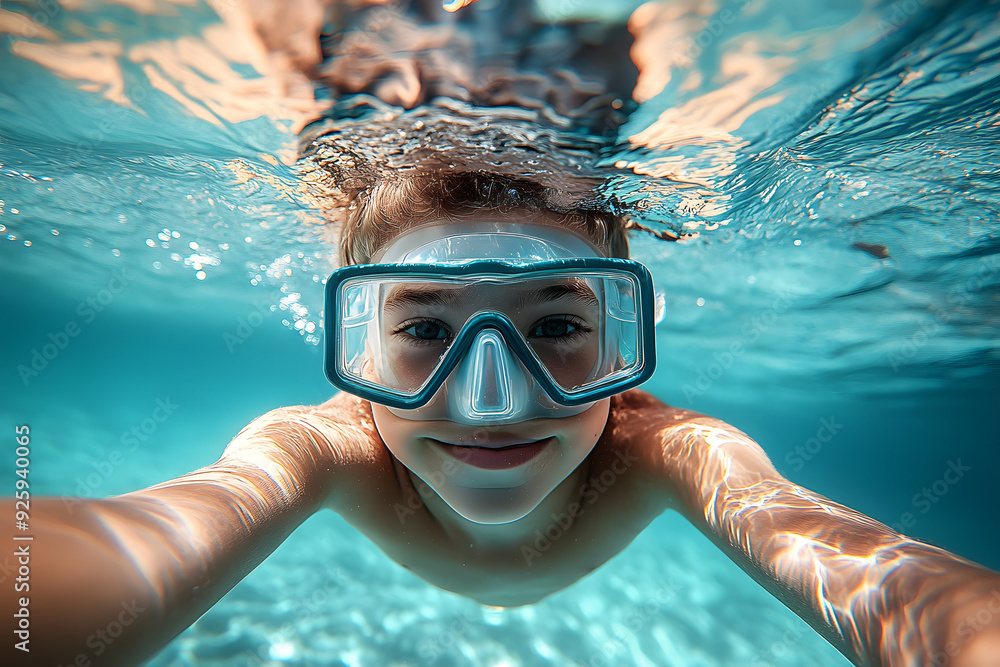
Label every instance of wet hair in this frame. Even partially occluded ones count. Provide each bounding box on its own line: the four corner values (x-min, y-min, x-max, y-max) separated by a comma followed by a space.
338, 171, 630, 266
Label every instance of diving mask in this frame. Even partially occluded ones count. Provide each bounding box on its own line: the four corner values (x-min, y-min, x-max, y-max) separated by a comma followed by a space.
324, 222, 656, 423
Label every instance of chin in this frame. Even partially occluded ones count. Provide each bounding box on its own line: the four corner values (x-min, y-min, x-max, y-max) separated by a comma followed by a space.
440, 484, 552, 524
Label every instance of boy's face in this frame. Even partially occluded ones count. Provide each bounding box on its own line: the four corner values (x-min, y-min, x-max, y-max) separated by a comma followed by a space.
367, 214, 613, 524
372, 398, 610, 524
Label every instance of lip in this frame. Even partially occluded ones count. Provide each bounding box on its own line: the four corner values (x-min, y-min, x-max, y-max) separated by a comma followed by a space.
434, 438, 551, 470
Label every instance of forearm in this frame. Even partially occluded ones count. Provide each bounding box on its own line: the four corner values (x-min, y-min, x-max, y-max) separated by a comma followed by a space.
662, 420, 1000, 666
693, 477, 999, 663
3, 408, 329, 666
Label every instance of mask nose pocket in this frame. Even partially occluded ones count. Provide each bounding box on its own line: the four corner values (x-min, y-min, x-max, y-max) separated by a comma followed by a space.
449, 328, 529, 422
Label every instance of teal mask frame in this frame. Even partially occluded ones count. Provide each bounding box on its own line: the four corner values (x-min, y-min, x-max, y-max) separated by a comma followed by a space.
324, 258, 657, 410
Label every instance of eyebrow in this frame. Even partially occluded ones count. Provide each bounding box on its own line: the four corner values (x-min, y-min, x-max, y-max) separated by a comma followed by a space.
517, 281, 599, 309
383, 285, 459, 312
383, 280, 599, 313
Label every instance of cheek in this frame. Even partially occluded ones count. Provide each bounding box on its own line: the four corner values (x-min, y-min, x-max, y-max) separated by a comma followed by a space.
383, 339, 444, 390
561, 398, 610, 449
370, 403, 420, 460
534, 340, 601, 388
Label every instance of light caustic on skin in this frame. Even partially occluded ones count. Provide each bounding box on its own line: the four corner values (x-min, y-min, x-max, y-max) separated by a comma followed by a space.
660, 419, 1000, 665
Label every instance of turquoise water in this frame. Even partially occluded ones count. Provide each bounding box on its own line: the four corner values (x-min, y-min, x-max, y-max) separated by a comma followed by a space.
2, 0, 999, 664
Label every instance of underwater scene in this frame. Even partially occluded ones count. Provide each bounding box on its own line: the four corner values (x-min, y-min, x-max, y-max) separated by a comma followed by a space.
1, 0, 999, 664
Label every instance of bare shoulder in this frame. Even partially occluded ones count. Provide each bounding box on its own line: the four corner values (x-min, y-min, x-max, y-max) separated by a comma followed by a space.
300, 391, 383, 453
601, 390, 783, 507
225, 392, 379, 459
221, 393, 395, 511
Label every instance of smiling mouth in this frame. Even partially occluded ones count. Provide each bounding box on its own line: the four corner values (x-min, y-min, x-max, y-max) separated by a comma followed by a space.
434, 438, 551, 470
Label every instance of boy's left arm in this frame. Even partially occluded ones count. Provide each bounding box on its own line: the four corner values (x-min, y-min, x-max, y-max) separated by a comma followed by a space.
611, 390, 1000, 667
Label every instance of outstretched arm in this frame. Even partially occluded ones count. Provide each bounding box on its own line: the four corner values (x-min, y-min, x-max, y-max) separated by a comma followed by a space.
612, 390, 1000, 667
3, 394, 374, 666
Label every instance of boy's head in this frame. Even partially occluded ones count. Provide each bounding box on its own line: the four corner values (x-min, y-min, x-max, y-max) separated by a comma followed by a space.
331, 170, 636, 525
338, 171, 630, 267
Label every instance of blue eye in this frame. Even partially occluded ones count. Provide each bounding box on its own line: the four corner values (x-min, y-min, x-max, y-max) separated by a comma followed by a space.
395, 319, 450, 341
529, 317, 590, 340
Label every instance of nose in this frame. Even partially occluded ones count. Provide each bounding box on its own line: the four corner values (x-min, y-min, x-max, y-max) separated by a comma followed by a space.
448, 328, 532, 423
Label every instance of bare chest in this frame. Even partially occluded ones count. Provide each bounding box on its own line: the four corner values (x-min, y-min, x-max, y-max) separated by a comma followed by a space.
341, 465, 662, 607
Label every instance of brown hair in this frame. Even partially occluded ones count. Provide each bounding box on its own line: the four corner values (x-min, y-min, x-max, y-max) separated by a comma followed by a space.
338, 171, 630, 266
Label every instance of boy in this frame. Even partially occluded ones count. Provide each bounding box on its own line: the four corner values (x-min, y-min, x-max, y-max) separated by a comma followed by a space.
7, 171, 1000, 667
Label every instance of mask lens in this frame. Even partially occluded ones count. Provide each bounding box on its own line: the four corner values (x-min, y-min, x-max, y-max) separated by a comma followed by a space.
339, 282, 376, 378
328, 262, 652, 407
379, 280, 458, 393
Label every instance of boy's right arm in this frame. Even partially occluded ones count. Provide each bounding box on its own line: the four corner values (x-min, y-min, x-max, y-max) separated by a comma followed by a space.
3, 393, 377, 666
